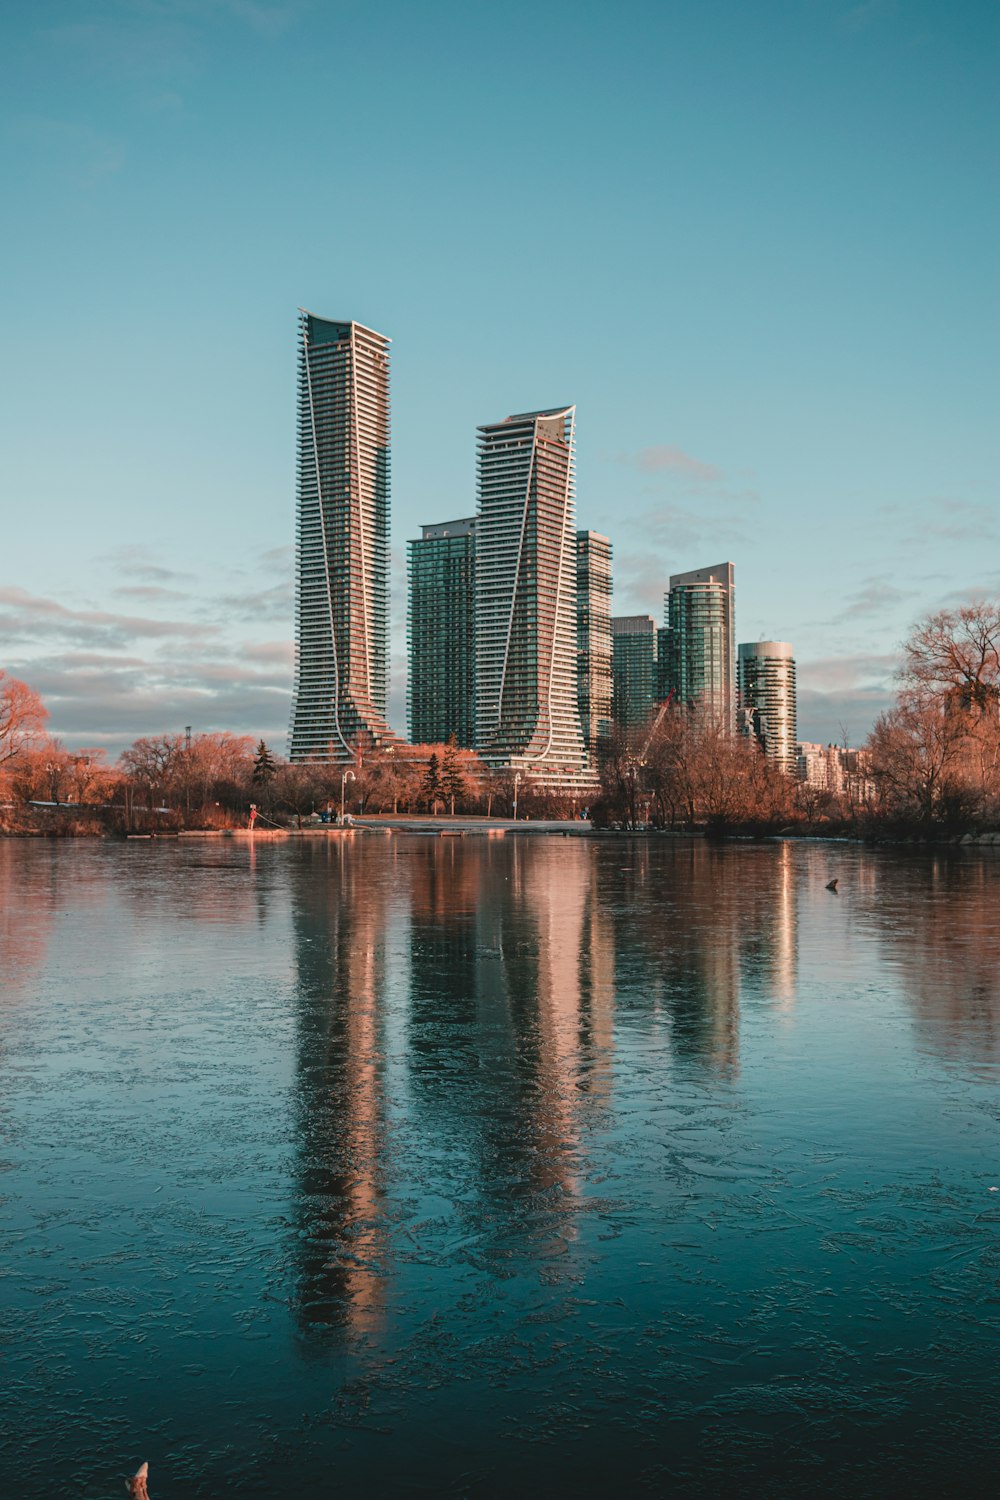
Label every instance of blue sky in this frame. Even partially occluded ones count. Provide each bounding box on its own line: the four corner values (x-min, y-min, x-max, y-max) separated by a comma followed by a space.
1, 0, 997, 754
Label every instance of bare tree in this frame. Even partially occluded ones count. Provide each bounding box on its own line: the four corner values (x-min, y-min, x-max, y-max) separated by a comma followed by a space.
0, 672, 48, 765
900, 602, 1000, 720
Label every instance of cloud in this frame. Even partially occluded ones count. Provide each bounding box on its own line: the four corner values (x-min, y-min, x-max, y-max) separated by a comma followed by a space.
831, 576, 917, 624
841, 0, 897, 33
622, 446, 724, 483
114, 584, 193, 603
881, 496, 999, 551
216, 582, 294, 622
99, 545, 197, 584
795, 651, 898, 745
9, 648, 292, 755
0, 586, 219, 648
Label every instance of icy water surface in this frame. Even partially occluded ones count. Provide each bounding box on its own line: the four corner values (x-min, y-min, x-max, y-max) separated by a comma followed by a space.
1, 835, 999, 1497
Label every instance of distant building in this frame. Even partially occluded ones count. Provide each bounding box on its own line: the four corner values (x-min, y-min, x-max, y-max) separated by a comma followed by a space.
796, 741, 875, 803
738, 641, 797, 771
473, 407, 592, 788
577, 531, 613, 756
612, 615, 658, 730
663, 561, 736, 726
289, 312, 395, 762
407, 518, 476, 747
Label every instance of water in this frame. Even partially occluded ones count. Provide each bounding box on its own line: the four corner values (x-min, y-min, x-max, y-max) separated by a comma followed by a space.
1, 835, 998, 1497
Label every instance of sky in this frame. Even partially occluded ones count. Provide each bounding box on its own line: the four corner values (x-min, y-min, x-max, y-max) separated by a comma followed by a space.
1, 0, 997, 757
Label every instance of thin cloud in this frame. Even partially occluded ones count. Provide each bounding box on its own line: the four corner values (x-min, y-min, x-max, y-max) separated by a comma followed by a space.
99, 545, 198, 585
0, 586, 219, 646
216, 582, 294, 622
114, 584, 193, 603
621, 445, 724, 483
831, 577, 917, 624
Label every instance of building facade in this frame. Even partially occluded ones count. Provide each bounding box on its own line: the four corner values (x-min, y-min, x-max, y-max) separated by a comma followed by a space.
473, 407, 592, 788
612, 615, 658, 731
576, 531, 613, 757
289, 312, 395, 762
664, 562, 736, 726
407, 517, 476, 747
737, 641, 798, 771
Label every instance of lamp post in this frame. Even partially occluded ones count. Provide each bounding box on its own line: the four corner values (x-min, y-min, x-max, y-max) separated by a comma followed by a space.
513, 771, 521, 822
340, 768, 355, 825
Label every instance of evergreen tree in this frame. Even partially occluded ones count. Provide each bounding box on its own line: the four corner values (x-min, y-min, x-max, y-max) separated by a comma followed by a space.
421, 752, 442, 812
441, 736, 465, 815
252, 740, 277, 789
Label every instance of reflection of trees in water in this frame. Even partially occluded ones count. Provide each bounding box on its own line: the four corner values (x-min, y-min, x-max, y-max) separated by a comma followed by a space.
613, 839, 800, 1075
864, 853, 1000, 1068
0, 843, 58, 1001
289, 838, 396, 1344
115, 839, 276, 930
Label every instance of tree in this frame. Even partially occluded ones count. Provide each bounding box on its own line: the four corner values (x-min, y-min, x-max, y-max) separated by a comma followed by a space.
421, 753, 442, 812
441, 737, 466, 815
0, 672, 48, 765
901, 602, 1000, 721
252, 740, 278, 785
275, 762, 320, 828
868, 696, 972, 825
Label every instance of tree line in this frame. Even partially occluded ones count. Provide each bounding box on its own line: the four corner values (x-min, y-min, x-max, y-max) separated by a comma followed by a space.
1, 601, 997, 838
592, 601, 999, 837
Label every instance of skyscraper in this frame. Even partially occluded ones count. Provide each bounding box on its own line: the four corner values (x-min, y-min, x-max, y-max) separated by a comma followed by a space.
664, 562, 736, 726
473, 407, 592, 788
407, 517, 476, 747
612, 615, 658, 731
576, 530, 613, 757
738, 640, 797, 771
289, 312, 395, 763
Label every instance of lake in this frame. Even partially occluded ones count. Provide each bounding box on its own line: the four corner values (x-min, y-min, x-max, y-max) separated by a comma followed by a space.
1, 835, 998, 1497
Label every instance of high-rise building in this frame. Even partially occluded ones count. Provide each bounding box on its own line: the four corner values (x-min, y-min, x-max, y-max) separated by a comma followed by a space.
289, 312, 395, 763
576, 531, 613, 756
612, 615, 658, 731
738, 641, 797, 770
407, 517, 476, 747
473, 407, 592, 788
656, 625, 672, 702
663, 562, 736, 726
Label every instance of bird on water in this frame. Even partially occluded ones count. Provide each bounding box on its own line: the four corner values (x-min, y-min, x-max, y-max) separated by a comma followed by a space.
826, 878, 839, 892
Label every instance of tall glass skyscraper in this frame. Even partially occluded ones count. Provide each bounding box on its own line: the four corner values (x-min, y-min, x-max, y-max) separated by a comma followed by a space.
612, 615, 658, 731
664, 562, 736, 726
407, 517, 476, 746
576, 530, 613, 756
738, 640, 797, 771
288, 312, 395, 762
473, 407, 592, 788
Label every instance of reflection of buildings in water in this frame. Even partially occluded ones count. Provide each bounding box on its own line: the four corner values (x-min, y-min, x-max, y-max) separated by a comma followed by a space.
403, 838, 614, 1269
289, 838, 397, 1342
627, 840, 802, 1076
627, 841, 742, 1077
868, 853, 1000, 1068
735, 840, 799, 1012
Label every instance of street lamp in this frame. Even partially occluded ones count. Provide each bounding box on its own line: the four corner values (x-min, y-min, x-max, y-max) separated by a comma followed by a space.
513, 770, 521, 822
340, 768, 355, 825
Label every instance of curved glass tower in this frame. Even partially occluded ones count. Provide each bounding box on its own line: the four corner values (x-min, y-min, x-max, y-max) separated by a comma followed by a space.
289, 312, 395, 762
473, 407, 592, 788
738, 640, 798, 771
